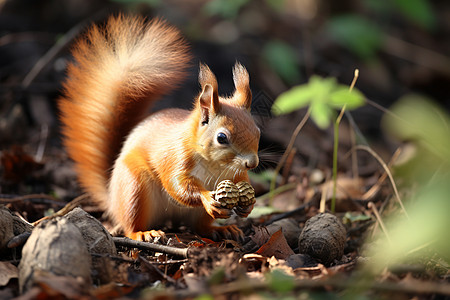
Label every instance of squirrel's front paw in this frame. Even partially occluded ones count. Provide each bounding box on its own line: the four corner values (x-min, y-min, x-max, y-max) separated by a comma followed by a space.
203, 192, 233, 219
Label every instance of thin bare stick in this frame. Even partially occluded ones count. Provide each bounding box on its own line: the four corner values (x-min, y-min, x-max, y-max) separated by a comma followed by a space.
361, 147, 402, 201
346, 69, 359, 181
138, 255, 177, 284
21, 10, 108, 88
270, 108, 311, 203
281, 147, 297, 185
0, 193, 62, 204
332, 69, 359, 211
384, 34, 450, 77
349, 69, 359, 91
113, 237, 189, 258
355, 145, 408, 218
368, 202, 391, 243
32, 193, 90, 226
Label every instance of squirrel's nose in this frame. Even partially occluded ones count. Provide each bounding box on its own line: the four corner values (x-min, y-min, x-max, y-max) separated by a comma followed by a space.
244, 155, 259, 169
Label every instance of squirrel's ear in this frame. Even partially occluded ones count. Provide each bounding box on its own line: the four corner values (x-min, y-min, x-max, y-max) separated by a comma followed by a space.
199, 84, 220, 125
232, 62, 252, 111
198, 64, 220, 124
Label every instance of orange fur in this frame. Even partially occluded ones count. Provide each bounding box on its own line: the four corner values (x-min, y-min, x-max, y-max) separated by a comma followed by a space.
59, 15, 260, 240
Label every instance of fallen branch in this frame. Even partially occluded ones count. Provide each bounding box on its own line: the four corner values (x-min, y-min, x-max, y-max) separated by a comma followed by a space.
113, 237, 189, 258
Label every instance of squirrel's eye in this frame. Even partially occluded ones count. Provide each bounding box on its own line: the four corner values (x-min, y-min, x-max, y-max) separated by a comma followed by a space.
217, 132, 229, 145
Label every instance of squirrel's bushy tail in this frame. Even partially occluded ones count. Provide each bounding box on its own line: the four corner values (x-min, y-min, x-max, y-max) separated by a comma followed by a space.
59, 15, 190, 205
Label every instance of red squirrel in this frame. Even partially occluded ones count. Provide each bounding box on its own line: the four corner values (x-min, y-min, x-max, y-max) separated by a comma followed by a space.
59, 15, 260, 241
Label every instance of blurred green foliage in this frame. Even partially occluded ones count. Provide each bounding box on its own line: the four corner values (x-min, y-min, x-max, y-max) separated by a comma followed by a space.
326, 15, 383, 60
272, 75, 365, 129
326, 0, 436, 60
263, 40, 301, 85
366, 95, 450, 272
203, 0, 249, 19
392, 0, 436, 30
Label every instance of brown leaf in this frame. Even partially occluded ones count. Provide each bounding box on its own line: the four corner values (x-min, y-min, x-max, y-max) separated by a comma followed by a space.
255, 229, 295, 259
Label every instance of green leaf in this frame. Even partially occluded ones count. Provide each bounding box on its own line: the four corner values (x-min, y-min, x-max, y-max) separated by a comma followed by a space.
329, 87, 365, 110
326, 15, 383, 60
310, 101, 333, 129
263, 40, 301, 85
393, 0, 436, 30
308, 76, 337, 101
273, 75, 366, 128
272, 84, 313, 115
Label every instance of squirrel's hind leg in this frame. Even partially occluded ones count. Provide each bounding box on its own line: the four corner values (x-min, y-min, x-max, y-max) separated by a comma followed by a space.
195, 213, 243, 241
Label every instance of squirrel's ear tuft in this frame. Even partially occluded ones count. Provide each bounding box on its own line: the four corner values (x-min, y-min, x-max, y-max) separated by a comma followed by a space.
198, 64, 220, 124
199, 63, 218, 92
232, 62, 252, 111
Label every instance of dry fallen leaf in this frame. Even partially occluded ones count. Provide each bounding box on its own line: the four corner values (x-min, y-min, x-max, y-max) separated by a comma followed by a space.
255, 229, 295, 259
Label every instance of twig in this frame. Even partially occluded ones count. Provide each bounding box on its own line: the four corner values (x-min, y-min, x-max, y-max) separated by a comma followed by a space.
354, 145, 408, 218
349, 69, 359, 91
138, 255, 177, 284
32, 193, 90, 226
361, 147, 402, 201
383, 34, 450, 77
113, 237, 189, 258
0, 193, 63, 205
270, 108, 311, 203
368, 202, 391, 244
281, 147, 296, 185
331, 69, 359, 212
21, 10, 108, 88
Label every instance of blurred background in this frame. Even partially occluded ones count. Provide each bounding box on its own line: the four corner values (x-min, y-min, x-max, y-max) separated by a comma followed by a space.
0, 0, 449, 196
